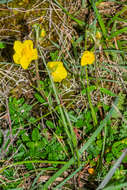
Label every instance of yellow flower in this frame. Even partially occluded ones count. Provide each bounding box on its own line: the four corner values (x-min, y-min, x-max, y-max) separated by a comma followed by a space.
40, 28, 46, 38
81, 51, 95, 66
47, 61, 67, 82
13, 40, 38, 69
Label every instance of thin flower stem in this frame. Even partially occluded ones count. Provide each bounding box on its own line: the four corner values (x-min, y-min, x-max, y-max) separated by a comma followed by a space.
34, 25, 47, 101
39, 47, 74, 157
85, 65, 97, 126
84, 28, 97, 126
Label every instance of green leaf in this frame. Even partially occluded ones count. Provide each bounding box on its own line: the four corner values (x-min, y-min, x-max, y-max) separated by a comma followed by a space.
34, 93, 46, 104
50, 50, 59, 61
25, 163, 34, 170
22, 134, 30, 142
32, 128, 40, 141
81, 86, 96, 95
81, 89, 86, 95
100, 88, 117, 97
108, 27, 127, 39
75, 119, 85, 128
89, 85, 97, 92
26, 142, 35, 149
13, 151, 25, 159
46, 120, 55, 129
0, 42, 5, 49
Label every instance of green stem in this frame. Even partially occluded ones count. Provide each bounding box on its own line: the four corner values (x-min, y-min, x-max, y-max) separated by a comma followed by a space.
85, 66, 97, 126
39, 47, 74, 156
84, 28, 97, 126
34, 25, 47, 101
0, 160, 67, 174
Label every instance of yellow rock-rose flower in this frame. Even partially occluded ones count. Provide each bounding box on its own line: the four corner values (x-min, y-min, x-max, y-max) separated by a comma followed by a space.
13, 40, 38, 69
47, 61, 67, 82
81, 51, 95, 66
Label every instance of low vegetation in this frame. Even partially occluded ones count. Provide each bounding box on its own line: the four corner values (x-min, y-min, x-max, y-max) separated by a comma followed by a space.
0, 0, 127, 189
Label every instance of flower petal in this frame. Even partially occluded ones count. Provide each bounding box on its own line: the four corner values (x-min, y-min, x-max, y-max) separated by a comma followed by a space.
81, 51, 95, 66
31, 49, 38, 60
13, 41, 23, 53
20, 57, 30, 69
47, 61, 62, 72
23, 40, 33, 49
13, 53, 20, 64
52, 65, 67, 82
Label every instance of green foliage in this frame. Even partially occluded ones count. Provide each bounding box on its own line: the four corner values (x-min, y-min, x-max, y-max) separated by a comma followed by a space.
112, 141, 127, 158
23, 127, 66, 161
46, 120, 55, 129
34, 79, 52, 105
9, 97, 32, 125
81, 85, 96, 95
32, 128, 41, 141
112, 93, 126, 118
34, 92, 46, 104
0, 42, 5, 49
50, 50, 59, 61
100, 87, 117, 97
6, 97, 66, 162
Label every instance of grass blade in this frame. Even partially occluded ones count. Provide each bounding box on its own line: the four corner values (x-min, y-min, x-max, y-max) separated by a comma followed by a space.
97, 149, 127, 190
103, 183, 127, 190
108, 27, 127, 39
54, 165, 83, 190
107, 6, 127, 28
42, 97, 119, 190
91, 0, 107, 39
53, 0, 85, 26
63, 107, 80, 166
